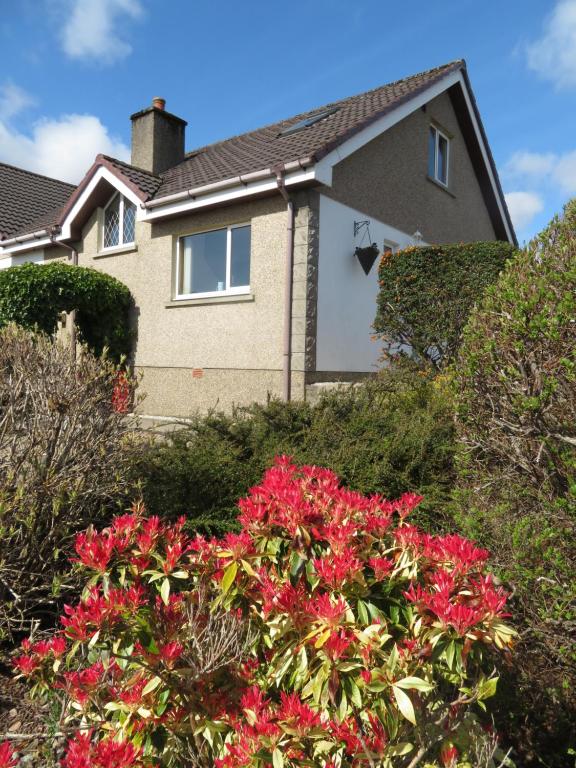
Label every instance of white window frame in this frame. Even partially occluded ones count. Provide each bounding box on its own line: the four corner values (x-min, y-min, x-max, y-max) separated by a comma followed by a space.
102, 192, 136, 251
429, 125, 450, 187
175, 222, 251, 300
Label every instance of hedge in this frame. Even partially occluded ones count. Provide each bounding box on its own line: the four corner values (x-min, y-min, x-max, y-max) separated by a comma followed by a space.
374, 241, 517, 368
454, 202, 576, 767
0, 261, 132, 359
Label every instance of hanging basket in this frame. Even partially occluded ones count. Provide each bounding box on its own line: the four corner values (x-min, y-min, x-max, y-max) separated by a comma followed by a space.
355, 243, 379, 275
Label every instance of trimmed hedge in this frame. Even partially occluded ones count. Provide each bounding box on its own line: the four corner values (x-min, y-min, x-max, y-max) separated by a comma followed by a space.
375, 241, 517, 368
0, 262, 132, 359
454, 202, 576, 767
129, 365, 456, 536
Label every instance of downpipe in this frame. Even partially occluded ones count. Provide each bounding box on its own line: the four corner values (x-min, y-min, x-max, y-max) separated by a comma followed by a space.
275, 172, 294, 402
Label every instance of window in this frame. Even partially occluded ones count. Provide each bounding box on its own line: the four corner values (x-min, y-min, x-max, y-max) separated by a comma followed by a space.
177, 224, 251, 298
103, 193, 137, 249
278, 107, 339, 137
428, 125, 449, 186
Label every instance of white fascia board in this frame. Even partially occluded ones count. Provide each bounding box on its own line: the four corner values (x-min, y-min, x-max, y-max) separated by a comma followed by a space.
315, 69, 514, 244
0, 238, 52, 256
142, 168, 316, 222
59, 166, 145, 240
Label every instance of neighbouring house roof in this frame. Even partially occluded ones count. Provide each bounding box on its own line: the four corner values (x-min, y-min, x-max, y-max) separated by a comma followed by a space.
0, 162, 76, 240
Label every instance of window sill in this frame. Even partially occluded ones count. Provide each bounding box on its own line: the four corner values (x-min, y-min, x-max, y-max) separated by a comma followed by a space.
426, 176, 456, 198
166, 292, 254, 308
94, 243, 138, 259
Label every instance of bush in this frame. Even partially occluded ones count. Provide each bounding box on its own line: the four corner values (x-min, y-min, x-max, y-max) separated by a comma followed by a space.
454, 202, 576, 766
130, 366, 456, 535
0, 262, 133, 359
374, 242, 516, 368
15, 461, 515, 768
0, 325, 137, 639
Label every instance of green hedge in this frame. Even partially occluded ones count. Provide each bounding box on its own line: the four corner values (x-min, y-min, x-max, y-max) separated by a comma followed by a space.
454, 203, 576, 767
375, 241, 517, 368
129, 365, 456, 536
0, 262, 132, 359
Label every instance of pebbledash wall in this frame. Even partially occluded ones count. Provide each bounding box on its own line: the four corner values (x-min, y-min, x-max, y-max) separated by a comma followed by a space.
76, 192, 317, 418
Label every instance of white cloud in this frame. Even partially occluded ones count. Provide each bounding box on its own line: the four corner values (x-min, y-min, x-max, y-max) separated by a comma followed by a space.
526, 0, 576, 88
61, 0, 143, 64
0, 82, 129, 183
505, 151, 556, 178
505, 192, 544, 231
551, 150, 576, 194
0, 82, 35, 121
504, 149, 576, 196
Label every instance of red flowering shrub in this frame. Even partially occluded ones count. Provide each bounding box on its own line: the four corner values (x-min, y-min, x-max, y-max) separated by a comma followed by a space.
112, 370, 132, 414
15, 460, 515, 767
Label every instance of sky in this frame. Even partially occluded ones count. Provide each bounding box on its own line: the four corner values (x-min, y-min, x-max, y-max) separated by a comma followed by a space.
0, 1, 574, 244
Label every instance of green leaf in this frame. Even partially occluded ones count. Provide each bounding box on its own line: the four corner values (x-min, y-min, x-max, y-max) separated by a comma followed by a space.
392, 685, 416, 725
221, 561, 238, 595
160, 577, 170, 606
142, 676, 162, 696
272, 748, 284, 768
394, 676, 434, 692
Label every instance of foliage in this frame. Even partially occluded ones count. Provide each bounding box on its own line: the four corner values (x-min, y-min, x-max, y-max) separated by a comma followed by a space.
0, 262, 133, 359
0, 325, 137, 638
374, 242, 516, 368
454, 201, 576, 766
15, 460, 515, 768
130, 366, 456, 535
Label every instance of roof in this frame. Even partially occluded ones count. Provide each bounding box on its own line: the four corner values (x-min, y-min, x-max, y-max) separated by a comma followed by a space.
0, 163, 76, 240
156, 60, 463, 198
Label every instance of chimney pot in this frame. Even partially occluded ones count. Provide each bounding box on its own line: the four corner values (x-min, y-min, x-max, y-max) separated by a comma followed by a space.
152, 96, 166, 111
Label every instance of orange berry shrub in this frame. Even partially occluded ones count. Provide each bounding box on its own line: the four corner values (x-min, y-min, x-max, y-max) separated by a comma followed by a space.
13, 459, 515, 768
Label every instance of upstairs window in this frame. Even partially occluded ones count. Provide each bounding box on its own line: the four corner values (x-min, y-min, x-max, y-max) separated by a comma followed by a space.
428, 125, 449, 186
177, 223, 251, 298
103, 193, 136, 249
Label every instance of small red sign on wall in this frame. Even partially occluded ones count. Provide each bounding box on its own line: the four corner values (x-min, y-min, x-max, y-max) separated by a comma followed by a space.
192, 368, 204, 379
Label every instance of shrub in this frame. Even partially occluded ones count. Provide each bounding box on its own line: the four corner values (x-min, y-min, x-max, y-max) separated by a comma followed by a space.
374, 242, 516, 368
130, 366, 456, 535
454, 202, 576, 766
0, 262, 133, 359
0, 325, 137, 638
15, 460, 515, 768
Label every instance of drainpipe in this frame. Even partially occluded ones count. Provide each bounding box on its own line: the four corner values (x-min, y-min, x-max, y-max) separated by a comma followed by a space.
275, 171, 294, 402
50, 228, 77, 361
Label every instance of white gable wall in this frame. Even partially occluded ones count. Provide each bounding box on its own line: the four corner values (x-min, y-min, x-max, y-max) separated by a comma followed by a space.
316, 194, 415, 373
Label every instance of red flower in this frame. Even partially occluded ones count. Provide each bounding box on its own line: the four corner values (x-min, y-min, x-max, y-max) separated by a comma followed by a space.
324, 629, 353, 661
73, 529, 115, 572
368, 556, 394, 580
277, 692, 321, 735
313, 548, 362, 589
440, 741, 459, 767
0, 742, 17, 768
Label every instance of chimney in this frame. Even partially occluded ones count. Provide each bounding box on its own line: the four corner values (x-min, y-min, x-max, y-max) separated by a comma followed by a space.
130, 97, 187, 175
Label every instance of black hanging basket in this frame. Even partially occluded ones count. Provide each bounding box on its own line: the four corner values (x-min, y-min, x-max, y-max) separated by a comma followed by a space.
355, 243, 379, 275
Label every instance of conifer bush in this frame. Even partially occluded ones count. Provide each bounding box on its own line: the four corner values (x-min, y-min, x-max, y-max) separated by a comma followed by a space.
454, 201, 576, 765
14, 460, 514, 768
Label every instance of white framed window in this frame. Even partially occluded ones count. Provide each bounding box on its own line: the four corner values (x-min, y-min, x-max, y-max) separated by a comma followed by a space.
176, 223, 251, 299
428, 125, 450, 186
102, 192, 137, 249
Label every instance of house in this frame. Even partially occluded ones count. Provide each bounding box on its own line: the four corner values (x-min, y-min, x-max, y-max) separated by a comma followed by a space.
0, 60, 515, 418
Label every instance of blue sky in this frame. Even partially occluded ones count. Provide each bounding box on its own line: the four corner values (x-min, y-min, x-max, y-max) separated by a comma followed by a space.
0, 0, 575, 243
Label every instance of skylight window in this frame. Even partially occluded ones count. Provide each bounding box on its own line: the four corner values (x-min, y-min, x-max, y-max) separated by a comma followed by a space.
279, 107, 339, 137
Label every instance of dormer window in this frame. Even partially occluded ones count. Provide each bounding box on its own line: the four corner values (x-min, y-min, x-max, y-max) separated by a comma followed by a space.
103, 193, 136, 249
428, 125, 449, 187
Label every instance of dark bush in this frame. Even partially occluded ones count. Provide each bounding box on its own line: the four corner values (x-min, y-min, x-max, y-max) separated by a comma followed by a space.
454, 202, 576, 767
0, 262, 132, 359
0, 325, 137, 639
375, 241, 517, 368
129, 364, 456, 536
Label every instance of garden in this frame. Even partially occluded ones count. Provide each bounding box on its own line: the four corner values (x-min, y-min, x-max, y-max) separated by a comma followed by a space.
0, 203, 574, 768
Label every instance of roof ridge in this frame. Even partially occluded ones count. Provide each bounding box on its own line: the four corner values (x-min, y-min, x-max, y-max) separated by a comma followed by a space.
0, 161, 76, 190
100, 154, 162, 180
175, 60, 464, 168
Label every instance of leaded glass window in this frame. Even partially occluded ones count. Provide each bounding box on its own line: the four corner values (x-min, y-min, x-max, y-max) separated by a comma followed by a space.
102, 193, 136, 249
